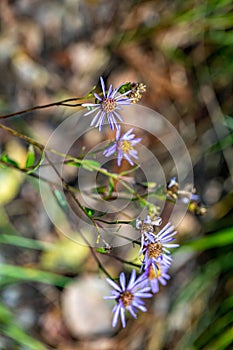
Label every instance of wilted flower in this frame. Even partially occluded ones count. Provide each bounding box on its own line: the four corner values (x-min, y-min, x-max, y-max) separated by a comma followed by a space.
82, 76, 132, 131
136, 215, 162, 253
104, 270, 152, 328
167, 177, 179, 200
141, 222, 179, 268
143, 261, 170, 294
129, 82, 147, 103
103, 126, 141, 167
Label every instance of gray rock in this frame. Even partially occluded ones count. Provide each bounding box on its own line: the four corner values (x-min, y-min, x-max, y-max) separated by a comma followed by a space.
62, 275, 115, 338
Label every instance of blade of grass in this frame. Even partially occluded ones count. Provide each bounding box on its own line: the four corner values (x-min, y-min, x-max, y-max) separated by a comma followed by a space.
0, 264, 72, 287
0, 302, 46, 350
196, 311, 233, 349
181, 226, 233, 251
205, 326, 233, 350
0, 234, 53, 250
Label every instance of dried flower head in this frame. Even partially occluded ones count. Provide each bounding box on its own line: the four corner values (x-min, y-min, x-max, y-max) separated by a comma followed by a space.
136, 215, 162, 253
129, 82, 147, 103
167, 177, 179, 200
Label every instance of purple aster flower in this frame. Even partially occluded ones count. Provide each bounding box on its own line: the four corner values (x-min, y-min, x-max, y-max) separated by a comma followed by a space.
143, 261, 170, 294
141, 222, 179, 268
82, 76, 132, 131
103, 126, 142, 167
136, 215, 162, 254
104, 270, 152, 328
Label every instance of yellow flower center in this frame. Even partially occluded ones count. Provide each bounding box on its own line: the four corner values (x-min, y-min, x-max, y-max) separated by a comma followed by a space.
148, 264, 161, 280
119, 140, 134, 154
120, 291, 134, 307
101, 98, 116, 112
148, 243, 163, 259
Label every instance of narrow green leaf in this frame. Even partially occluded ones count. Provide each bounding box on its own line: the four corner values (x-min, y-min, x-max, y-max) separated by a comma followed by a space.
224, 115, 233, 130
118, 82, 131, 94
198, 312, 233, 350
26, 150, 45, 174
87, 85, 97, 97
0, 264, 72, 287
141, 181, 157, 189
95, 247, 107, 253
84, 207, 95, 217
67, 159, 100, 171
108, 178, 114, 196
183, 226, 233, 251
205, 326, 233, 350
25, 145, 35, 168
120, 165, 139, 176
81, 159, 101, 171
53, 189, 69, 213
67, 161, 81, 168
0, 153, 19, 168
0, 234, 52, 250
0, 302, 46, 350
207, 134, 233, 153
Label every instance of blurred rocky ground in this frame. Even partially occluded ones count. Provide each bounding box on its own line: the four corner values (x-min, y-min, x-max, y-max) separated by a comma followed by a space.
0, 0, 233, 349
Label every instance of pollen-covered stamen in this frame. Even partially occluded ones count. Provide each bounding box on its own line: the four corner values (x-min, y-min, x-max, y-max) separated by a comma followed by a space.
120, 291, 134, 307
148, 243, 163, 259
119, 140, 134, 154
101, 98, 117, 112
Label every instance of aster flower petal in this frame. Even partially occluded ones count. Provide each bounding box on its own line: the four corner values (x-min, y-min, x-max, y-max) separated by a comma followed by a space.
124, 153, 134, 165
162, 243, 179, 248
103, 295, 119, 300
111, 110, 124, 122
119, 272, 126, 291
107, 84, 113, 97
135, 304, 147, 312
82, 103, 100, 107
134, 292, 152, 298
123, 128, 135, 138
93, 93, 102, 101
103, 144, 117, 157
106, 278, 122, 292
96, 113, 105, 131
129, 150, 138, 158
83, 107, 100, 116
127, 269, 136, 289
156, 223, 175, 238
151, 280, 159, 293
90, 109, 102, 126
127, 305, 137, 319
120, 307, 126, 328
134, 286, 152, 294
100, 76, 106, 97
116, 126, 121, 140
112, 304, 121, 327
158, 277, 168, 286
117, 151, 123, 167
